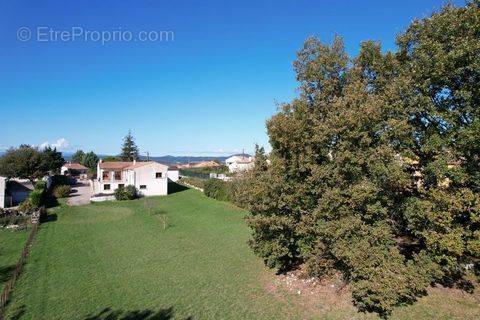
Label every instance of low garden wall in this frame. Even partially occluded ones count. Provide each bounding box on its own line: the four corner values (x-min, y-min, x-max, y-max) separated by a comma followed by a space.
0, 208, 44, 319
90, 195, 115, 202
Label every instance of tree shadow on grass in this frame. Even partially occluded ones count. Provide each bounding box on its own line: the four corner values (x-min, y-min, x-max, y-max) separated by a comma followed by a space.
40, 213, 57, 224
84, 307, 193, 320
168, 182, 189, 195
0, 264, 14, 283
44, 194, 59, 209
7, 304, 26, 320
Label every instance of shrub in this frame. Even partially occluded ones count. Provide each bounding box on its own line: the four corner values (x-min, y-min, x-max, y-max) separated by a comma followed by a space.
34, 180, 47, 190
114, 185, 138, 201
18, 199, 34, 213
204, 179, 231, 201
0, 210, 29, 227
53, 185, 71, 198
29, 189, 44, 207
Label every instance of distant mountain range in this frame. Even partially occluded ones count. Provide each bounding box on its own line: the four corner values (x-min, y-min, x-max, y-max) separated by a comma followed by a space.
143, 155, 230, 164
62, 153, 251, 164
0, 150, 250, 164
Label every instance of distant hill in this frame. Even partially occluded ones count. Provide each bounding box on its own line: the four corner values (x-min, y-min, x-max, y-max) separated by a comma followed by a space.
60, 152, 251, 164
2, 150, 249, 165
144, 155, 230, 164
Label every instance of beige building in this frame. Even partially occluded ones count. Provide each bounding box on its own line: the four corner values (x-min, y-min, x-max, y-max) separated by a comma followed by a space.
61, 163, 89, 179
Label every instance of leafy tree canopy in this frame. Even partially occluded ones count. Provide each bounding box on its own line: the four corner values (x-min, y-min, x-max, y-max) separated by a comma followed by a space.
41, 146, 65, 175
236, 2, 480, 316
0, 145, 47, 182
82, 151, 99, 170
71, 150, 85, 163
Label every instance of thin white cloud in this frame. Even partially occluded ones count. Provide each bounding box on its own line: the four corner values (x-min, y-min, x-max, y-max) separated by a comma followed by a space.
39, 138, 70, 151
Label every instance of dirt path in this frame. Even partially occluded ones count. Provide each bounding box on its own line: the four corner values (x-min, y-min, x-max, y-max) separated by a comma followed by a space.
67, 181, 93, 206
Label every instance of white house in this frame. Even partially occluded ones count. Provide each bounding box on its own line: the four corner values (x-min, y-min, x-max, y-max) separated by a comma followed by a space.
93, 160, 169, 196
61, 163, 88, 179
0, 177, 31, 208
225, 155, 254, 173
166, 165, 179, 182
0, 177, 6, 209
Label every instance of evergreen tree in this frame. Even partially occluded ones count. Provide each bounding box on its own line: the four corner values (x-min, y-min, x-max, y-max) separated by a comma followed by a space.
120, 131, 139, 161
237, 2, 480, 316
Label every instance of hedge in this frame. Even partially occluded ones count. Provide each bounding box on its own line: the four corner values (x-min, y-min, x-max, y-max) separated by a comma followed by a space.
204, 179, 231, 201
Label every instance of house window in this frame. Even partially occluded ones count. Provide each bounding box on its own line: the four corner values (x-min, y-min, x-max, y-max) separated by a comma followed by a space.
102, 171, 110, 181
104, 184, 111, 190
140, 185, 147, 190
114, 171, 122, 180
118, 184, 124, 189
155, 172, 163, 178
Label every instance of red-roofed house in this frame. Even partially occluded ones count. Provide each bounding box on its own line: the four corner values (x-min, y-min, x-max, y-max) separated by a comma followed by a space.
61, 163, 89, 179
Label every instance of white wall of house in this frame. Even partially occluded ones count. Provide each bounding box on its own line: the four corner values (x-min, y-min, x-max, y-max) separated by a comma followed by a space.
94, 162, 168, 196
167, 170, 179, 182
96, 169, 128, 194
225, 155, 252, 165
228, 162, 254, 173
134, 163, 168, 196
0, 177, 6, 209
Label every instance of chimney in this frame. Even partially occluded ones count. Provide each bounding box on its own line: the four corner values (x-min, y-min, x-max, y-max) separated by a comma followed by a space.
99, 159, 103, 163
133, 159, 136, 165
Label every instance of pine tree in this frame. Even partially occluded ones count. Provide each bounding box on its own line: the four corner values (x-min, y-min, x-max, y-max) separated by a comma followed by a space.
120, 131, 140, 161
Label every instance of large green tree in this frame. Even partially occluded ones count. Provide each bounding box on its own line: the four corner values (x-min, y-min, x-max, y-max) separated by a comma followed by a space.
82, 151, 99, 170
41, 146, 65, 175
71, 150, 85, 163
0, 145, 46, 183
120, 131, 139, 161
237, 2, 480, 316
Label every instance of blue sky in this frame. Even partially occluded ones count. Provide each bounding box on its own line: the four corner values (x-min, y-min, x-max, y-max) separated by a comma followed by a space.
0, 0, 464, 156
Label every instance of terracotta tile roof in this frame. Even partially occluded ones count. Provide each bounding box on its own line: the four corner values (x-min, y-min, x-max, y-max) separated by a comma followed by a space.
124, 162, 152, 170
98, 161, 132, 170
64, 163, 88, 170
226, 155, 252, 163
99, 161, 156, 171
168, 165, 179, 170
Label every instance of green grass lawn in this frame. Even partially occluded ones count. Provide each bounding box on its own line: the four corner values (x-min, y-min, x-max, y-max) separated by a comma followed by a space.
4, 188, 480, 319
0, 229, 29, 290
